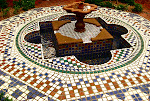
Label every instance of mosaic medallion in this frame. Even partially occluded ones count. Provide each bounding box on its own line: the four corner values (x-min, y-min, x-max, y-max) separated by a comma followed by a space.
0, 6, 150, 101
16, 9, 143, 74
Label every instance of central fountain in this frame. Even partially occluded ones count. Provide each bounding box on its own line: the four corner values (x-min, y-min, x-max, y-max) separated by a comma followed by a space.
36, 2, 130, 64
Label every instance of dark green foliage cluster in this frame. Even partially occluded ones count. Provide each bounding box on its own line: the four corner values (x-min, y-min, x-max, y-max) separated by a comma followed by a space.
2, 7, 10, 17
22, 0, 36, 11
97, 1, 113, 8
0, 0, 8, 9
84, 0, 103, 5
13, 0, 22, 8
0, 92, 13, 101
104, 1, 113, 8
0, 0, 9, 18
84, 0, 143, 12
98, 2, 105, 7
132, 3, 143, 12
119, 0, 135, 5
13, 6, 20, 14
116, 4, 128, 11
13, 0, 36, 11
0, 0, 36, 17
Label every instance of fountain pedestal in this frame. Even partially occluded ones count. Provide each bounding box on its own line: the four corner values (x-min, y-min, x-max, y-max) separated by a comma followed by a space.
74, 13, 85, 32
63, 2, 97, 32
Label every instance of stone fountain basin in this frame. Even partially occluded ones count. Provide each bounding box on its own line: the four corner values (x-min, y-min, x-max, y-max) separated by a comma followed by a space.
63, 1, 97, 14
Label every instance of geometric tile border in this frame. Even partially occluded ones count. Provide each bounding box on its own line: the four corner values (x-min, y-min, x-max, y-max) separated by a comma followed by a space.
0, 6, 150, 101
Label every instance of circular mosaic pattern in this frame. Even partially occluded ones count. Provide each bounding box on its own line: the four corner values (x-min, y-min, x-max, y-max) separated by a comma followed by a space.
1, 6, 150, 101
16, 8, 144, 74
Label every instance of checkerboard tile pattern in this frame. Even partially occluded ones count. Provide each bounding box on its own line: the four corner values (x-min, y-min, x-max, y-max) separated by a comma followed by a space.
24, 43, 43, 59
0, 6, 150, 101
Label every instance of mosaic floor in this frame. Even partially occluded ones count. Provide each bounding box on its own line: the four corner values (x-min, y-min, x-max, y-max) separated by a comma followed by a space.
0, 6, 150, 101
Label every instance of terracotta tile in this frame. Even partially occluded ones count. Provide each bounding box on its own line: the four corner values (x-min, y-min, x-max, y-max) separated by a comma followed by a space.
78, 88, 83, 92
60, 87, 64, 91
46, 85, 51, 89
87, 87, 92, 90
8, 68, 13, 72
16, 70, 20, 73
43, 87, 48, 92
128, 78, 133, 81
33, 79, 38, 82
96, 85, 101, 89
24, 78, 28, 81
50, 91, 55, 96
136, 77, 143, 83
39, 82, 44, 86
107, 79, 111, 83
11, 64, 15, 66
79, 91, 85, 96
2, 62, 5, 65
18, 75, 23, 78
53, 88, 58, 92
130, 81, 135, 85
30, 81, 34, 85
90, 83, 95, 86
61, 91, 66, 96
112, 82, 119, 88
22, 69, 26, 72
26, 75, 31, 80
88, 90, 94, 94
123, 83, 128, 86
104, 83, 109, 87
70, 93, 75, 97
145, 78, 150, 81
33, 74, 37, 78
61, 93, 66, 100
36, 84, 41, 88
58, 96, 63, 100
121, 80, 125, 83
72, 86, 77, 89
45, 81, 50, 84
143, 76, 150, 81
97, 88, 102, 92
78, 88, 85, 96
13, 72, 17, 75
21, 73, 25, 76
69, 90, 74, 94
143, 75, 147, 78
122, 76, 127, 79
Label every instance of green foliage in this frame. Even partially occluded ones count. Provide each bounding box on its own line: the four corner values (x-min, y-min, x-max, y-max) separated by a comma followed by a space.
0, 0, 8, 9
98, 2, 105, 7
105, 1, 113, 8
119, 0, 135, 5
13, 0, 22, 8
84, 0, 103, 5
13, 0, 36, 11
2, 7, 10, 17
22, 0, 36, 11
0, 92, 13, 101
116, 4, 128, 11
132, 3, 143, 12
13, 6, 20, 14
97, 1, 113, 8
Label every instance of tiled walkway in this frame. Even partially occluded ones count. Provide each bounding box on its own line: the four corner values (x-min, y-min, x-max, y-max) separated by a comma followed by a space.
0, 5, 150, 101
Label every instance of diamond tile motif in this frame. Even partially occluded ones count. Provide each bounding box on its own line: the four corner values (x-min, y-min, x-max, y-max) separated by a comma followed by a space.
0, 5, 150, 101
